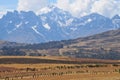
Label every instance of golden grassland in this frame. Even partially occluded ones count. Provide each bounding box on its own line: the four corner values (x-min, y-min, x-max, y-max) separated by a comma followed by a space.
0, 56, 120, 80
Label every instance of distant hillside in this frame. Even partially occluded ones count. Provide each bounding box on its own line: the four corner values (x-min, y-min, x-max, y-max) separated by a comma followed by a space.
0, 40, 18, 48
0, 29, 120, 59
64, 28, 120, 48
0, 40, 5, 44
0, 40, 27, 48
72, 28, 120, 49
59, 29, 120, 59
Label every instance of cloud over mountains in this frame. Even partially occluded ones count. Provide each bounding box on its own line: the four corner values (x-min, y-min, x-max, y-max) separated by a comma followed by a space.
55, 0, 120, 17
7, 0, 120, 18
17, 0, 48, 13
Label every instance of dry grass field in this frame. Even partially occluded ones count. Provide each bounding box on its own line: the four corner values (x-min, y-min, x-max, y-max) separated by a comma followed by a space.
0, 56, 120, 80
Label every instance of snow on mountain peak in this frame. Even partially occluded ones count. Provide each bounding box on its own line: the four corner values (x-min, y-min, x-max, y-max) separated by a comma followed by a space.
0, 7, 119, 43
58, 18, 74, 27
87, 18, 92, 22
39, 7, 52, 14
9, 20, 13, 23
16, 22, 22, 28
39, 5, 58, 15
32, 26, 44, 37
25, 21, 29, 24
43, 23, 51, 30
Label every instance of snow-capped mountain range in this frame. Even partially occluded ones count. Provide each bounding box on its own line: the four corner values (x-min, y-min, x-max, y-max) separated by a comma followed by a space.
0, 6, 120, 43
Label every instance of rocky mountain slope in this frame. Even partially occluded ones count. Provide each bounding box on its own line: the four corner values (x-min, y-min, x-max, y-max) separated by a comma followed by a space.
0, 6, 120, 43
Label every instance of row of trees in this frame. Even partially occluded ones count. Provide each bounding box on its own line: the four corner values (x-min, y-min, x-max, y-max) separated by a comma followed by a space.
0, 47, 26, 56
63, 48, 120, 60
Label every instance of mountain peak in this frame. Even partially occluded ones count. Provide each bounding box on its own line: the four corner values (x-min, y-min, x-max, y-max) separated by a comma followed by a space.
112, 14, 120, 20
0, 7, 119, 43
39, 5, 59, 15
39, 7, 52, 14
39, 5, 71, 16
89, 13, 107, 18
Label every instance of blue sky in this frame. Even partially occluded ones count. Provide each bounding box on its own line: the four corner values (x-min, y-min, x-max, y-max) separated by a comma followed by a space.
0, 0, 56, 10
0, 0, 57, 17
0, 0, 18, 10
0, 0, 120, 18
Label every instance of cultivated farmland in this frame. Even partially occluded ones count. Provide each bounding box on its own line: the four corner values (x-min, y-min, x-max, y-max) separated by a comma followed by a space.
0, 56, 120, 80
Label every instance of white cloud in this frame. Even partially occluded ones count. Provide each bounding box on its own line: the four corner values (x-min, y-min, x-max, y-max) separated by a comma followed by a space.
91, 0, 120, 17
55, 0, 120, 17
55, 0, 93, 17
17, 0, 48, 14
17, 0, 120, 18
